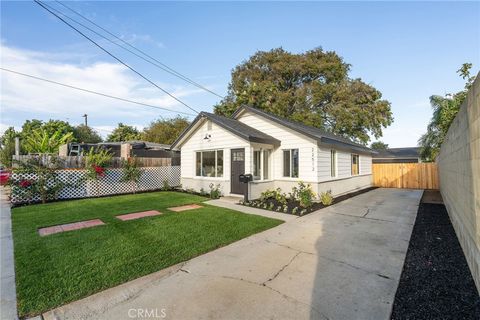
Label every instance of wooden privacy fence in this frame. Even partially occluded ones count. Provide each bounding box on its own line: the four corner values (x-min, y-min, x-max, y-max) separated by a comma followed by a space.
372, 163, 439, 189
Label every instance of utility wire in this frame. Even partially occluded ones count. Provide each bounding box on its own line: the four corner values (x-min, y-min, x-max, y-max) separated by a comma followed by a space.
54, 0, 224, 99
0, 67, 196, 117
34, 0, 200, 115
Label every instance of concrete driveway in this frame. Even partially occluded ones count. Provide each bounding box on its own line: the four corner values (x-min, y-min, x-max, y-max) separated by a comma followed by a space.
43, 188, 422, 320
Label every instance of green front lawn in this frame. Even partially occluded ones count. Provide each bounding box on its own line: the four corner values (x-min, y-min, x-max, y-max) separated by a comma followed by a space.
12, 191, 283, 317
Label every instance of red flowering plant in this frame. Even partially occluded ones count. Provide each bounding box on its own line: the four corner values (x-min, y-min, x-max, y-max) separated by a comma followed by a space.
19, 179, 33, 188
9, 156, 63, 204
84, 147, 112, 181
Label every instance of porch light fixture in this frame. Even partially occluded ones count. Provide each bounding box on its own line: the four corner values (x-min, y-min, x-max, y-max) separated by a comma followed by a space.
204, 134, 212, 141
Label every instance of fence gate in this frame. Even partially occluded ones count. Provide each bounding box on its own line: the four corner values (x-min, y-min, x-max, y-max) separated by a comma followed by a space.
372, 163, 439, 189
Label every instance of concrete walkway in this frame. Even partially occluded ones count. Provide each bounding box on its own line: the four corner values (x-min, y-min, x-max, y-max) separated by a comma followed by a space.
0, 188, 18, 320
43, 188, 422, 320
206, 197, 298, 222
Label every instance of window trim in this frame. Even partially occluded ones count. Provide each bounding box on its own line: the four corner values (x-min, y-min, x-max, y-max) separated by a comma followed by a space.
195, 149, 224, 178
351, 153, 360, 176
283, 148, 299, 178
253, 148, 272, 181
330, 149, 337, 178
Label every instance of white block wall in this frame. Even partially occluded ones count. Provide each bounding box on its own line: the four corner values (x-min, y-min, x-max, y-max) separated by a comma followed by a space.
437, 74, 480, 292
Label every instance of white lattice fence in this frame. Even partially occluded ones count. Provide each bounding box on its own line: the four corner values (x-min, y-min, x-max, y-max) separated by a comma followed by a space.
10, 166, 181, 204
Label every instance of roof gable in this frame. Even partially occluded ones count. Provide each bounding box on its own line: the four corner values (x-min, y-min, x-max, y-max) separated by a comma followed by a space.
171, 112, 280, 150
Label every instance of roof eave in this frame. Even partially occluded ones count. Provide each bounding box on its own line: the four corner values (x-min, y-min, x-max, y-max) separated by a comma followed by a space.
319, 137, 377, 154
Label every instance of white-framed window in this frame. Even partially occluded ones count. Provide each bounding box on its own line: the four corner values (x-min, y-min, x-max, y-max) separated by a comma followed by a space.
196, 150, 223, 177
351, 154, 359, 176
330, 149, 337, 177
283, 149, 299, 178
253, 149, 271, 181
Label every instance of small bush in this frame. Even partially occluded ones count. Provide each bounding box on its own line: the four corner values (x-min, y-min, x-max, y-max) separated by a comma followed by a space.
291, 182, 316, 208
320, 190, 333, 206
162, 180, 170, 191
276, 206, 282, 212
209, 183, 222, 199
260, 188, 287, 205
292, 207, 299, 215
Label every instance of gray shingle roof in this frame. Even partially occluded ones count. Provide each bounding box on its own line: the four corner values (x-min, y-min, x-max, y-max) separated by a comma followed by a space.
373, 147, 420, 159
171, 112, 280, 149
232, 106, 375, 154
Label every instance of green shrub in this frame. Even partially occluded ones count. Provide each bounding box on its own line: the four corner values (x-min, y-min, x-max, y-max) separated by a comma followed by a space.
120, 157, 143, 194
260, 188, 287, 205
162, 180, 170, 191
291, 181, 316, 208
10, 156, 64, 204
320, 190, 333, 206
209, 183, 222, 199
292, 207, 299, 215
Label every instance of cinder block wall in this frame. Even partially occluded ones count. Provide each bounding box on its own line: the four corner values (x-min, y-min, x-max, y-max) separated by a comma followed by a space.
437, 73, 480, 291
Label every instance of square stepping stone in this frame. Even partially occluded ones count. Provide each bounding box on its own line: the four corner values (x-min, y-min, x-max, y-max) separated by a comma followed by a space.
168, 204, 203, 212
38, 219, 104, 236
116, 210, 163, 221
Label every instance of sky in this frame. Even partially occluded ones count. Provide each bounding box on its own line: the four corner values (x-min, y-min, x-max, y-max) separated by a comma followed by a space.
1, 1, 479, 147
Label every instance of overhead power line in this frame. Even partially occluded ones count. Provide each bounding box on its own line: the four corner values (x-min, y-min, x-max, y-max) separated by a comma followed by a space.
34, 0, 200, 115
0, 67, 196, 117
54, 0, 224, 99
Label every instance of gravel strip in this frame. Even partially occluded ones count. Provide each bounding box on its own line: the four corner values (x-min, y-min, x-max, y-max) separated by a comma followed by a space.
391, 202, 480, 319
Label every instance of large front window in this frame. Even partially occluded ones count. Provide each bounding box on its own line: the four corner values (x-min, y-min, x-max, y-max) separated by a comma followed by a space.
253, 149, 271, 181
283, 149, 299, 178
196, 150, 223, 177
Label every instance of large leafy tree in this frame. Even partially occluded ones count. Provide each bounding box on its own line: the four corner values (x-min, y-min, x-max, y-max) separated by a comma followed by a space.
214, 47, 393, 144
0, 127, 20, 167
106, 123, 141, 142
142, 116, 190, 144
419, 63, 476, 161
73, 125, 103, 143
21, 119, 74, 140
370, 141, 389, 150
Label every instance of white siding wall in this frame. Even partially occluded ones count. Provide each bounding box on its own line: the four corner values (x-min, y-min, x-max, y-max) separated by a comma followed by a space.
337, 150, 353, 178
180, 120, 249, 196
237, 111, 318, 183
360, 154, 372, 174
178, 112, 373, 198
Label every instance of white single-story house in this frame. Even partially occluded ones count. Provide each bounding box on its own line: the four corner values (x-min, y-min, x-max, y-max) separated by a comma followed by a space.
171, 106, 376, 200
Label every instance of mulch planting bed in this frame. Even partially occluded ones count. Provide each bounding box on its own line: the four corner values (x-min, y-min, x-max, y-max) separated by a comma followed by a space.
391, 201, 480, 319
242, 187, 377, 215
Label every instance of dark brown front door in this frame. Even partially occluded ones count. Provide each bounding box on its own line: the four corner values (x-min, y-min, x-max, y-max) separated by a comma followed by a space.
231, 148, 246, 195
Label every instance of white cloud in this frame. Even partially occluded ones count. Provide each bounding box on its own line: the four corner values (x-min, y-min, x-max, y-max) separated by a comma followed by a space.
0, 44, 201, 123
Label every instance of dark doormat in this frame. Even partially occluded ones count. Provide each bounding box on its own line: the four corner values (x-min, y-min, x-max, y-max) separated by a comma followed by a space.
391, 201, 480, 319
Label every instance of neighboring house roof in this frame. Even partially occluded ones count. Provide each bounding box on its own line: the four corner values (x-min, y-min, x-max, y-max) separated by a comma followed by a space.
372, 147, 420, 159
171, 112, 281, 149
99, 141, 171, 150
232, 106, 375, 154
